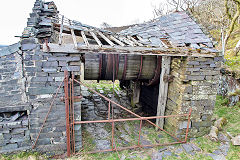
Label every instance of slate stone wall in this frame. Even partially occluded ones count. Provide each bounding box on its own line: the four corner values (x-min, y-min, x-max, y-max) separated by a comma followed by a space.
0, 51, 26, 107
0, 0, 82, 154
0, 49, 32, 153
21, 38, 82, 155
165, 56, 222, 138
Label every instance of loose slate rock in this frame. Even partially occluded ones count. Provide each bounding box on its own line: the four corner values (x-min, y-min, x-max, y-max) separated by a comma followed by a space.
181, 143, 194, 153
175, 147, 184, 154
208, 153, 226, 160
141, 139, 153, 149
190, 143, 201, 152
95, 140, 111, 150
218, 133, 230, 143
231, 135, 240, 146
163, 151, 172, 157
219, 143, 230, 156
152, 152, 163, 160
158, 147, 167, 152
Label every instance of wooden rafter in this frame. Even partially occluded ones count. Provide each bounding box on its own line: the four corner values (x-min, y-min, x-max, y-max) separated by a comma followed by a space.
109, 35, 125, 47
43, 43, 216, 57
69, 21, 78, 48
90, 31, 103, 47
97, 32, 115, 46
81, 31, 89, 46
58, 15, 64, 45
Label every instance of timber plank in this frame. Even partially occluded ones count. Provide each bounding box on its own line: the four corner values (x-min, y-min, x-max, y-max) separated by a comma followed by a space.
156, 56, 171, 129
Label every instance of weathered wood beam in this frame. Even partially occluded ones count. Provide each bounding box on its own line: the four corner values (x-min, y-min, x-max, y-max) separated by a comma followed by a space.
90, 31, 102, 47
156, 56, 171, 130
42, 43, 216, 57
58, 15, 64, 45
69, 21, 78, 48
118, 36, 135, 46
127, 36, 144, 46
81, 31, 89, 46
110, 35, 125, 47
97, 32, 115, 46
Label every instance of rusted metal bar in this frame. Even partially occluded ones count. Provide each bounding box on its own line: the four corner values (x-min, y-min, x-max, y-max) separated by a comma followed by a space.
45, 38, 50, 52
184, 108, 192, 142
137, 55, 143, 80
114, 138, 121, 160
74, 79, 184, 142
74, 141, 182, 155
140, 141, 182, 148
73, 114, 188, 124
71, 72, 76, 154
111, 121, 115, 150
69, 76, 73, 153
148, 56, 162, 86
64, 71, 71, 157
32, 79, 64, 149
98, 54, 102, 82
122, 55, 127, 80
138, 120, 143, 146
108, 101, 111, 120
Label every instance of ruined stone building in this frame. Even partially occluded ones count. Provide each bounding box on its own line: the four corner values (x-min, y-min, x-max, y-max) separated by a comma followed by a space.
0, 0, 222, 155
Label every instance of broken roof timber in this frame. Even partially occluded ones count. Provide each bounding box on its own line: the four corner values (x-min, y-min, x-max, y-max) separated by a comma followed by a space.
42, 43, 217, 57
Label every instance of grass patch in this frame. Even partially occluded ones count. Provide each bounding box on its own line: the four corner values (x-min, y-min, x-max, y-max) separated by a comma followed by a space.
84, 80, 121, 93
213, 95, 240, 136
0, 151, 47, 160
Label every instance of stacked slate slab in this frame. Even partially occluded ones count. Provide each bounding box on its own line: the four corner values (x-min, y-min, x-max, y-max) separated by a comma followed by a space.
0, 43, 31, 153
0, 0, 82, 155
165, 56, 222, 138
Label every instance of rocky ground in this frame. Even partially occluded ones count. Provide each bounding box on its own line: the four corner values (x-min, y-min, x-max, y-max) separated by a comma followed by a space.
77, 82, 239, 160
0, 82, 239, 160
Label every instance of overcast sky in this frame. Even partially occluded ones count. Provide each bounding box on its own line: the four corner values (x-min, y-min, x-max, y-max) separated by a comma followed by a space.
0, 0, 164, 45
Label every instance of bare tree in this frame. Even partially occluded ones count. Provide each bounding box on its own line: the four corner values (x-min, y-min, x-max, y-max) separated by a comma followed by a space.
223, 0, 240, 49
152, 0, 201, 18
234, 40, 240, 55
152, 2, 171, 17
166, 0, 200, 12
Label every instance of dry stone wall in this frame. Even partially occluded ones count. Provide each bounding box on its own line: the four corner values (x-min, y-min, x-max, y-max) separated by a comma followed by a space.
21, 38, 82, 155
0, 0, 82, 154
165, 56, 222, 138
0, 46, 31, 153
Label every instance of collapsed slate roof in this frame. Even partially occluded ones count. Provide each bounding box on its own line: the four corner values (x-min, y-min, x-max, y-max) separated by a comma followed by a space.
120, 11, 214, 49
0, 43, 21, 57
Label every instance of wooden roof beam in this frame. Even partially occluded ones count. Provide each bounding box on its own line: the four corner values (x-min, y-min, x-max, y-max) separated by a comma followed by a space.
42, 43, 216, 57
109, 35, 125, 47
90, 31, 103, 47
81, 31, 90, 46
97, 32, 115, 46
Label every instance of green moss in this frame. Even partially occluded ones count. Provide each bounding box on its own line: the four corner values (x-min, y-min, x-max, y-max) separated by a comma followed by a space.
0, 152, 47, 160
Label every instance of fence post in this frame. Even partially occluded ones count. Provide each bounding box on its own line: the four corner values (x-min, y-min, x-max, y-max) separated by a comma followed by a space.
64, 71, 71, 157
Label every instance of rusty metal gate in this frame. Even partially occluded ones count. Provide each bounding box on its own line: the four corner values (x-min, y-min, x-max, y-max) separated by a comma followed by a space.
64, 71, 192, 158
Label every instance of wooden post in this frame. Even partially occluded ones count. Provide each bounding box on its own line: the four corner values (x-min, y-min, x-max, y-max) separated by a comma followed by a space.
131, 81, 141, 107
59, 15, 64, 45
69, 20, 78, 48
156, 56, 171, 130
64, 71, 71, 156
